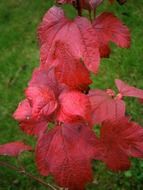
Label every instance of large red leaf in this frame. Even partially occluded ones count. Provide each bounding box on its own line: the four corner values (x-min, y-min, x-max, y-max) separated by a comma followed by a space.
115, 79, 143, 99
25, 86, 58, 119
57, 90, 91, 123
53, 41, 92, 91
38, 6, 100, 73
0, 142, 32, 157
88, 89, 125, 124
93, 12, 130, 57
97, 118, 143, 171
36, 122, 98, 190
13, 99, 48, 136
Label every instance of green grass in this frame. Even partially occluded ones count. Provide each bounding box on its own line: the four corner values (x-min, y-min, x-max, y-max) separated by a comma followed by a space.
0, 0, 143, 189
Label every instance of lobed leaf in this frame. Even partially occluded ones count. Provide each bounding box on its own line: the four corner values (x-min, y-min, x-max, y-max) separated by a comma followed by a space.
38, 6, 100, 73
93, 12, 130, 57
13, 99, 48, 136
97, 118, 143, 171
25, 86, 58, 119
88, 89, 125, 124
36, 122, 98, 190
115, 79, 143, 99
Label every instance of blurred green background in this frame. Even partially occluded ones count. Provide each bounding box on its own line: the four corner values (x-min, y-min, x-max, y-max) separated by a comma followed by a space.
0, 0, 143, 189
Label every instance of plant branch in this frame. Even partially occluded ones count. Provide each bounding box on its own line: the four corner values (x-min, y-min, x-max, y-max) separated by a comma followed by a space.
0, 161, 59, 190
76, 0, 82, 16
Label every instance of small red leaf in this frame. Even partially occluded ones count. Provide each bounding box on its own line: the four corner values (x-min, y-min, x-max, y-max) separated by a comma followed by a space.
25, 86, 58, 118
58, 90, 91, 123
88, 89, 125, 124
97, 118, 143, 171
13, 99, 31, 121
36, 122, 98, 190
13, 99, 48, 136
0, 142, 32, 157
115, 79, 143, 99
93, 12, 130, 57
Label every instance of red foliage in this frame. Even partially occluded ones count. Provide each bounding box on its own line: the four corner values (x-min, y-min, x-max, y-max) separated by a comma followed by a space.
88, 89, 125, 124
0, 142, 32, 157
96, 118, 143, 171
93, 12, 130, 57
38, 6, 100, 73
2, 1, 143, 190
36, 122, 98, 189
115, 79, 143, 99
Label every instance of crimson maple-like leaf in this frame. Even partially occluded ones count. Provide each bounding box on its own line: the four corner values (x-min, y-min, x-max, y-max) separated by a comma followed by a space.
96, 118, 143, 171
25, 85, 58, 119
53, 41, 92, 91
57, 90, 91, 123
13, 99, 48, 136
115, 79, 143, 99
36, 122, 98, 190
0, 142, 32, 157
88, 89, 125, 124
93, 12, 130, 57
38, 6, 100, 73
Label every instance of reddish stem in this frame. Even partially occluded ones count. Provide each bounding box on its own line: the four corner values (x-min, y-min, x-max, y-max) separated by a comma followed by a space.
76, 0, 82, 16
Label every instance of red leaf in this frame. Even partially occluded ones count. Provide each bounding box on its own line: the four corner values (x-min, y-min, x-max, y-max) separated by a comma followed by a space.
36, 122, 98, 190
28, 67, 57, 90
93, 12, 130, 57
0, 142, 32, 157
20, 121, 48, 137
88, 89, 125, 124
38, 6, 100, 73
28, 65, 68, 96
57, 90, 91, 123
13, 99, 48, 136
115, 79, 143, 99
25, 86, 58, 119
53, 41, 92, 91
13, 99, 32, 121
97, 118, 143, 171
